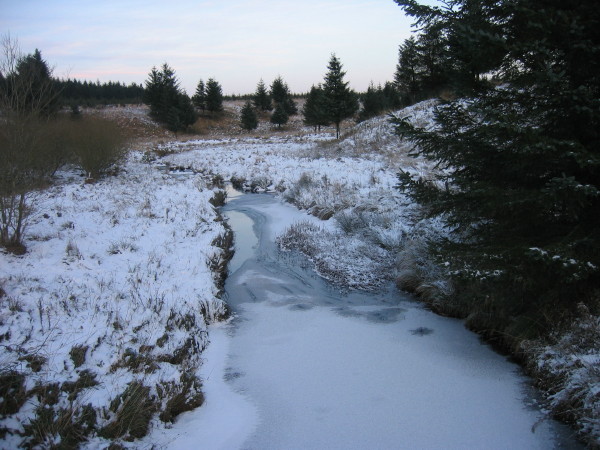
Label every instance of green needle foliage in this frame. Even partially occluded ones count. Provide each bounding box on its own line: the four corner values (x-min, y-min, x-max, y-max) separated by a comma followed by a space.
205, 78, 224, 114
253, 79, 272, 112
393, 0, 600, 339
143, 63, 196, 132
270, 76, 297, 116
270, 103, 289, 128
240, 101, 258, 130
322, 54, 358, 138
302, 84, 330, 131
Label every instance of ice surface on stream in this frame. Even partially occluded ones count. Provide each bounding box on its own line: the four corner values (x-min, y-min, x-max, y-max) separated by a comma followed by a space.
148, 192, 579, 449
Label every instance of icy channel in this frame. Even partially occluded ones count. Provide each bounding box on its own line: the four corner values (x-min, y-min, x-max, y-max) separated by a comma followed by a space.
150, 191, 580, 449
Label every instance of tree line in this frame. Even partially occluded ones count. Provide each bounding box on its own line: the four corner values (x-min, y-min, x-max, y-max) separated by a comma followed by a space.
143, 54, 406, 137
56, 79, 144, 106
239, 55, 365, 138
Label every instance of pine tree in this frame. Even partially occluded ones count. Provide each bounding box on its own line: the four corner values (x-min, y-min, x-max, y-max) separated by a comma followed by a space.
192, 79, 206, 111
143, 63, 196, 131
270, 76, 297, 116
302, 84, 330, 131
393, 0, 600, 335
270, 103, 288, 128
253, 79, 272, 112
13, 49, 60, 116
270, 76, 287, 104
205, 78, 223, 114
322, 54, 358, 138
394, 37, 422, 104
358, 82, 386, 122
240, 100, 258, 130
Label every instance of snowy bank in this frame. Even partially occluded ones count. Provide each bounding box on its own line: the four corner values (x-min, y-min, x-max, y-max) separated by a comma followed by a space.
0, 153, 230, 447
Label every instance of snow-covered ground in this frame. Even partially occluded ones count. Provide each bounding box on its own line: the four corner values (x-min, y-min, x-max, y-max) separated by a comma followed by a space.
0, 155, 229, 447
1, 100, 597, 447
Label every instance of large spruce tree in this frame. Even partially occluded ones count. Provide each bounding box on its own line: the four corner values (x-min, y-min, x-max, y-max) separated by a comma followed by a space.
302, 84, 330, 131
205, 78, 223, 114
143, 63, 195, 131
393, 0, 600, 336
270, 76, 297, 116
240, 100, 258, 130
253, 79, 272, 112
12, 49, 60, 117
192, 79, 206, 111
322, 54, 358, 138
270, 102, 288, 128
394, 37, 422, 104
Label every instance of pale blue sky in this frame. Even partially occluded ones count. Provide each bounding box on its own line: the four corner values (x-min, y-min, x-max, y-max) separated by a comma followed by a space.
1, 0, 414, 95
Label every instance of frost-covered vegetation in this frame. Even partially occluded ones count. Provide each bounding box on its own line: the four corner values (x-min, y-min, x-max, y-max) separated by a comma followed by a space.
150, 93, 599, 445
0, 155, 231, 447
2, 89, 598, 445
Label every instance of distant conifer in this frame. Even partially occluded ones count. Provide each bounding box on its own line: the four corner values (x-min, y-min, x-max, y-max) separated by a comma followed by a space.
322, 54, 358, 138
270, 103, 288, 128
253, 79, 272, 112
205, 78, 223, 113
240, 101, 258, 130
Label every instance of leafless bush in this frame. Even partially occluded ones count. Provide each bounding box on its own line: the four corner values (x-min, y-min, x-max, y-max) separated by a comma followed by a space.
69, 117, 128, 179
0, 36, 61, 252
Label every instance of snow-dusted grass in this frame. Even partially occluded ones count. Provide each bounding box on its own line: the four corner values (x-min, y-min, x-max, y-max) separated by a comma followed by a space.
2, 98, 597, 446
523, 304, 600, 446
0, 153, 230, 447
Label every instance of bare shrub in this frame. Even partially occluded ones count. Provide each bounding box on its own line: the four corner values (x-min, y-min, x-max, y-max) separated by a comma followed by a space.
69, 117, 128, 179
0, 36, 61, 252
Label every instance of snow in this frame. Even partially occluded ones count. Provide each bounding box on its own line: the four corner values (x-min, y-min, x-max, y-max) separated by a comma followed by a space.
0, 153, 229, 446
1, 100, 592, 447
143, 323, 258, 450
197, 192, 577, 449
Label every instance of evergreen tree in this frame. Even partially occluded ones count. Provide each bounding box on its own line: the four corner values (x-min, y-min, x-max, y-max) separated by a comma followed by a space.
270, 76, 287, 104
143, 66, 163, 118
205, 78, 223, 113
322, 54, 358, 138
270, 76, 297, 115
283, 96, 298, 116
174, 93, 196, 130
192, 79, 206, 111
240, 101, 258, 130
394, 0, 505, 96
358, 82, 386, 122
143, 63, 195, 131
395, 36, 422, 104
382, 81, 401, 110
12, 49, 60, 116
253, 79, 272, 112
302, 84, 330, 131
270, 103, 288, 128
393, 0, 600, 336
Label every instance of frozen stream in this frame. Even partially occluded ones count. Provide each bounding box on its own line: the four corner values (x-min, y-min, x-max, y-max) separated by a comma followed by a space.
151, 190, 579, 449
